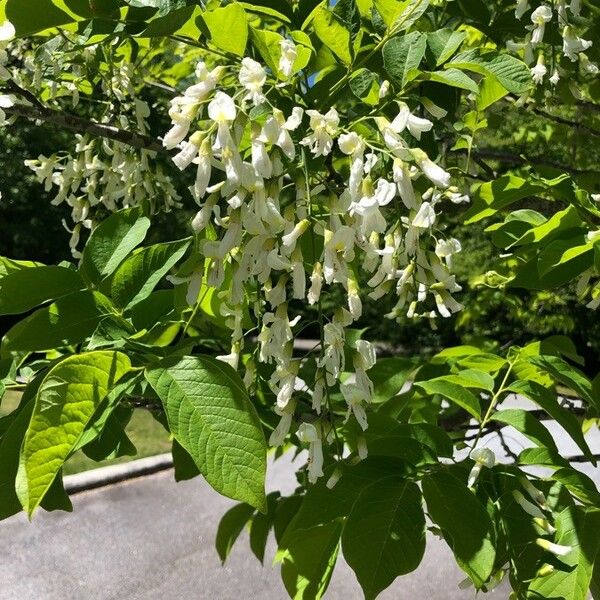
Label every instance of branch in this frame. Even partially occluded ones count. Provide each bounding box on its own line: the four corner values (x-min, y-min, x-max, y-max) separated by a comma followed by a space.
530, 106, 600, 139
565, 453, 600, 463
3, 101, 166, 154
469, 148, 598, 175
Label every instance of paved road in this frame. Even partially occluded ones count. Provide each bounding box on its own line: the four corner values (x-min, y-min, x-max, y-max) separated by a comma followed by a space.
1, 395, 598, 600
0, 453, 511, 600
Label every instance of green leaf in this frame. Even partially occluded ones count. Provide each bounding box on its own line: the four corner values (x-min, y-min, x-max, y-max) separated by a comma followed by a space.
279, 521, 342, 600
172, 439, 201, 482
528, 355, 595, 408
6, 0, 81, 36
491, 409, 558, 452
422, 471, 496, 587
449, 49, 531, 94
476, 75, 508, 110
250, 493, 277, 564
508, 379, 595, 465
349, 68, 381, 105
463, 175, 546, 224
551, 468, 600, 506
216, 502, 255, 563
528, 507, 600, 600
383, 32, 426, 89
426, 29, 466, 66
16, 351, 131, 516
82, 207, 150, 284
368, 357, 415, 403
0, 376, 43, 520
145, 355, 267, 511
250, 27, 283, 74
111, 238, 190, 309
373, 0, 428, 30
415, 378, 481, 420
0, 265, 83, 315
201, 3, 249, 56
0, 256, 44, 278
425, 68, 479, 93
513, 206, 583, 247
342, 477, 425, 600
140, 5, 197, 37
311, 4, 352, 65
1, 291, 113, 354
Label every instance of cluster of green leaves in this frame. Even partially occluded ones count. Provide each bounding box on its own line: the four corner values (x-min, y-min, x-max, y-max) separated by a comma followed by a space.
0, 207, 267, 518
218, 339, 600, 599
1, 0, 600, 599
464, 173, 600, 292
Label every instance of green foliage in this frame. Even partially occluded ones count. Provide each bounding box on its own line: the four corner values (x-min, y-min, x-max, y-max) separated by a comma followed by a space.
0, 1, 599, 598
145, 355, 267, 510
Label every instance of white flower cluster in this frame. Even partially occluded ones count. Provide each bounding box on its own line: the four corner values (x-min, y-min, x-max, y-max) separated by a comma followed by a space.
21, 61, 180, 257
0, 30, 181, 257
164, 47, 466, 482
509, 2, 595, 87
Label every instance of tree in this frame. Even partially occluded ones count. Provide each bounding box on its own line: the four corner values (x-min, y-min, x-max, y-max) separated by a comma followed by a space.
0, 1, 599, 598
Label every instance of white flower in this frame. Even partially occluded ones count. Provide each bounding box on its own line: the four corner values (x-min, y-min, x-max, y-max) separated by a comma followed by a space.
173, 131, 203, 170
355, 339, 376, 370
269, 399, 296, 446
515, 0, 529, 18
239, 57, 266, 105
340, 382, 369, 430
435, 238, 462, 258
412, 201, 436, 229
281, 219, 309, 250
549, 69, 560, 85
208, 91, 236, 123
413, 149, 451, 188
216, 346, 240, 370
379, 80, 390, 99
301, 108, 339, 157
191, 138, 213, 201
531, 56, 547, 84
512, 490, 545, 518
535, 539, 573, 557
350, 179, 395, 235
530, 5, 552, 46
296, 422, 324, 483
307, 262, 323, 305
0, 20, 15, 42
338, 132, 365, 156
0, 93, 14, 124
186, 62, 223, 101
562, 26, 593, 61
570, 0, 581, 15
163, 122, 191, 150
390, 103, 433, 140
279, 38, 297, 78
393, 159, 417, 209
467, 447, 496, 487
260, 107, 303, 159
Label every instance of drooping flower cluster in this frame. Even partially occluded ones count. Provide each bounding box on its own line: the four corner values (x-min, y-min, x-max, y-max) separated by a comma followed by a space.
508, 1, 596, 88
0, 33, 181, 257
163, 46, 467, 481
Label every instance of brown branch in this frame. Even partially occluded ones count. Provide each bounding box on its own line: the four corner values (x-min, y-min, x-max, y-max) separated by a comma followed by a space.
468, 148, 598, 175
530, 106, 600, 138
3, 102, 166, 153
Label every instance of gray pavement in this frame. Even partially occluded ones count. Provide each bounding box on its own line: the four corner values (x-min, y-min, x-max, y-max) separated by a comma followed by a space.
0, 452, 509, 600
1, 394, 598, 600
